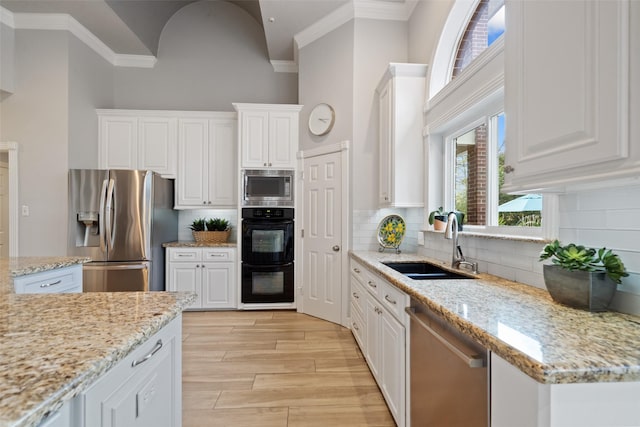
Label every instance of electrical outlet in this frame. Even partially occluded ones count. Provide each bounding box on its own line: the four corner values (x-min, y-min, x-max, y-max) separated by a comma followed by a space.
21, 205, 29, 216
417, 231, 424, 245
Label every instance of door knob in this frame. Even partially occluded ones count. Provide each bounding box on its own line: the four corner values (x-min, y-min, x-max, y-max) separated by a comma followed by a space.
332, 245, 340, 252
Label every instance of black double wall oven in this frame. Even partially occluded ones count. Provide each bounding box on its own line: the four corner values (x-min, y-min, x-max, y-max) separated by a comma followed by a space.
241, 208, 294, 304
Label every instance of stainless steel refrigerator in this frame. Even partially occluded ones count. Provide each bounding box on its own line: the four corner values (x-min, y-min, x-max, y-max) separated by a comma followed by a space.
68, 169, 177, 292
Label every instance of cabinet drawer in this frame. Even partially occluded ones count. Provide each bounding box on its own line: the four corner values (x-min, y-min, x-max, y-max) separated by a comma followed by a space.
379, 279, 408, 322
350, 259, 367, 285
350, 302, 366, 351
350, 279, 366, 315
13, 266, 82, 294
168, 248, 201, 261
202, 248, 235, 262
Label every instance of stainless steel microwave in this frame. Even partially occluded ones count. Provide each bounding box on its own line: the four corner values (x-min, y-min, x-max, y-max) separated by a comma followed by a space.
242, 169, 294, 207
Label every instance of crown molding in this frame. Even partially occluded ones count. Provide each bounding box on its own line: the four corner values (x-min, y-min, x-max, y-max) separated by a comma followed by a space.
295, 0, 414, 51
271, 60, 298, 73
0, 6, 156, 68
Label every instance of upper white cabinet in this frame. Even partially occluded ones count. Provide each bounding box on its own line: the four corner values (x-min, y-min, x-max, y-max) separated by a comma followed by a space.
175, 114, 237, 208
98, 110, 177, 178
504, 0, 638, 192
233, 103, 302, 169
376, 64, 427, 207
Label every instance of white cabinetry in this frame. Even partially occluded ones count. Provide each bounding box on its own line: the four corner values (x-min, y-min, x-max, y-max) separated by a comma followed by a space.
166, 247, 236, 310
98, 110, 177, 178
349, 258, 408, 427
13, 265, 83, 294
81, 316, 182, 427
376, 63, 427, 207
176, 114, 237, 208
233, 103, 302, 169
504, 0, 638, 192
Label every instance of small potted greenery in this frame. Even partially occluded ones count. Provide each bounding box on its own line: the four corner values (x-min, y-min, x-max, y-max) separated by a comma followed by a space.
539, 240, 628, 312
428, 206, 448, 231
190, 217, 231, 243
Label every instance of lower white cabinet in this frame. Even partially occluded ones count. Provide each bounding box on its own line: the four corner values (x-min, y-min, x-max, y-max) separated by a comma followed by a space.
13, 265, 83, 294
349, 258, 408, 427
166, 247, 236, 310
81, 316, 182, 427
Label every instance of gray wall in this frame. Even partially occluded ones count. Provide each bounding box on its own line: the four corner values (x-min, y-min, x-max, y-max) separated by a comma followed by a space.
113, 0, 298, 111
68, 35, 114, 169
0, 30, 70, 256
0, 22, 15, 95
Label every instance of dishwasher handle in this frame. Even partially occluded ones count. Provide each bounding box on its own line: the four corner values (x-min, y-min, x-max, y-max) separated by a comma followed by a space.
405, 307, 484, 368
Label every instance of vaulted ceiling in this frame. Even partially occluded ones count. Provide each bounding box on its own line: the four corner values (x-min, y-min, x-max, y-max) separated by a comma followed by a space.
1, 0, 350, 61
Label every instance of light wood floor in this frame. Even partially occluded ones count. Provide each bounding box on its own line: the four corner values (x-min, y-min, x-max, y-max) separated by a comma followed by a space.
182, 310, 395, 426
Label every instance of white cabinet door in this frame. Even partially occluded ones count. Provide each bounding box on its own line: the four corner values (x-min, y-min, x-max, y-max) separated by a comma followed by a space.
201, 261, 235, 309
504, 0, 632, 192
235, 104, 302, 169
380, 310, 405, 425
167, 262, 201, 308
177, 118, 209, 207
82, 317, 181, 427
268, 111, 298, 168
376, 64, 426, 208
99, 115, 138, 170
239, 110, 270, 168
365, 296, 382, 380
208, 118, 237, 206
138, 117, 177, 178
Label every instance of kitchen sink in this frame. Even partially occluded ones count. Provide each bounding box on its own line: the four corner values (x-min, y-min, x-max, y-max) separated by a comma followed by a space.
382, 262, 475, 280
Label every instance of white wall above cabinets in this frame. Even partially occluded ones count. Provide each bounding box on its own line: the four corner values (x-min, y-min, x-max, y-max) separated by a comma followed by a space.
233, 103, 302, 170
376, 63, 427, 208
504, 0, 638, 193
175, 113, 237, 209
98, 110, 178, 178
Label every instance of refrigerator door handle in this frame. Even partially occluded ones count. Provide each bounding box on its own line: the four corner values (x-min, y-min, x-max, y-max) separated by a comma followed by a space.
99, 179, 109, 253
105, 178, 115, 251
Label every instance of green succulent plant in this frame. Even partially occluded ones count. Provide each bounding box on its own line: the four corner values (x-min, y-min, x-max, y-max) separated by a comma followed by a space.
428, 206, 447, 225
539, 240, 628, 284
188, 218, 206, 232
206, 218, 230, 231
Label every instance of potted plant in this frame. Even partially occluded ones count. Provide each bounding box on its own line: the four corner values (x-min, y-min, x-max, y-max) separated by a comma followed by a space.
428, 206, 448, 231
189, 218, 206, 232
190, 218, 231, 243
539, 240, 628, 312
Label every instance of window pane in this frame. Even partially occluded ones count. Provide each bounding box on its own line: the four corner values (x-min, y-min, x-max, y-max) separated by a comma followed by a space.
454, 124, 487, 226
496, 113, 542, 226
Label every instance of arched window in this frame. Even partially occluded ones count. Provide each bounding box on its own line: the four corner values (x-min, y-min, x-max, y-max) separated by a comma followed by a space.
452, 0, 504, 78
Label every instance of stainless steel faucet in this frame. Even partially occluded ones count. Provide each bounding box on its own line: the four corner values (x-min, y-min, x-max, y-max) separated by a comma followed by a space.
444, 212, 478, 274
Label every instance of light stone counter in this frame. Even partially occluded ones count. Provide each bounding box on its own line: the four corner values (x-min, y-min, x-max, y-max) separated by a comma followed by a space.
351, 250, 640, 385
162, 241, 237, 248
0, 257, 196, 427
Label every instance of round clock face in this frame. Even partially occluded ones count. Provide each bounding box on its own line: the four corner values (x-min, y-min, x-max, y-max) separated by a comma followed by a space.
308, 103, 335, 136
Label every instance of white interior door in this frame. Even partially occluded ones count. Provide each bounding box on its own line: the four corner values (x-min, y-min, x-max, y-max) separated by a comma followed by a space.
302, 150, 343, 324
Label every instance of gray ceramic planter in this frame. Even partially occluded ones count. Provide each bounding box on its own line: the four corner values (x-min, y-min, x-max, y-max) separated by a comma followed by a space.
543, 264, 617, 312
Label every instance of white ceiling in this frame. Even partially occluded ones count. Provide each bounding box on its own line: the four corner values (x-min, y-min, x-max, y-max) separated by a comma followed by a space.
0, 0, 351, 60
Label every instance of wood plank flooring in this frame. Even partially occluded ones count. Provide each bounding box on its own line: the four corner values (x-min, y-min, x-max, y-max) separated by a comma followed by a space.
182, 310, 395, 426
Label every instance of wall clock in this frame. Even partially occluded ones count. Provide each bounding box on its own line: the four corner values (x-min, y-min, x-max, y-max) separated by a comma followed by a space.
308, 103, 335, 136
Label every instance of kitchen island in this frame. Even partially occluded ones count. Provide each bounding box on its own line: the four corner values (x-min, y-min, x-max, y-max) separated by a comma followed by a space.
0, 257, 196, 427
351, 251, 640, 427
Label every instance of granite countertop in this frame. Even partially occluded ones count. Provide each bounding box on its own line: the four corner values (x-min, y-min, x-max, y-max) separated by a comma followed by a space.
351, 251, 640, 385
0, 257, 196, 427
163, 241, 237, 248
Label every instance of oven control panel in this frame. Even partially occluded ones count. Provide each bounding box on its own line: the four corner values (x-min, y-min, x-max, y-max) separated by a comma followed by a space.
242, 208, 294, 220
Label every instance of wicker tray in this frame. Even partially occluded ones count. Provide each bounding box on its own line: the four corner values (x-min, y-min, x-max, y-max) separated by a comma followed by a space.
192, 230, 230, 243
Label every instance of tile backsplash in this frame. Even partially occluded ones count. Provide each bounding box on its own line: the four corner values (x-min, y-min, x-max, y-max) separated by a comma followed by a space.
177, 209, 238, 242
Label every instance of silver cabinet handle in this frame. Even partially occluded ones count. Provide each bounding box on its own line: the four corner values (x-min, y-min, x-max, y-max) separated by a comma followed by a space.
177, 254, 191, 257
384, 295, 397, 305
132, 340, 163, 367
367, 280, 377, 289
352, 322, 359, 331
504, 165, 514, 173
40, 279, 62, 288
209, 254, 226, 257
353, 268, 361, 273
352, 292, 359, 299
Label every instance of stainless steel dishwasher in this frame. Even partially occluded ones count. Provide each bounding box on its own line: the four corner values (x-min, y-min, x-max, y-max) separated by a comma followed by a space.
405, 298, 489, 426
